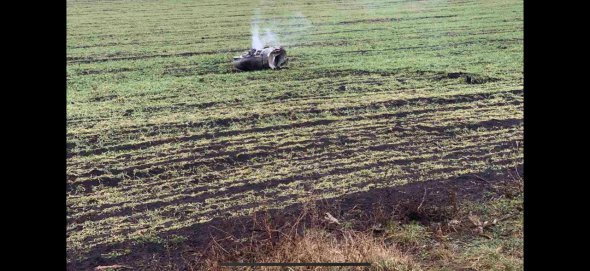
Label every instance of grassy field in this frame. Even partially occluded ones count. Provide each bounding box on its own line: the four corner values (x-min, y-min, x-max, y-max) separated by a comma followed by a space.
67, 0, 523, 269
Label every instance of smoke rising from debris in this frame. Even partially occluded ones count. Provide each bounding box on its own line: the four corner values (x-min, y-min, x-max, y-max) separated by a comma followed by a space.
250, 23, 281, 50
250, 4, 313, 49
251, 8, 281, 50
263, 29, 279, 47
251, 23, 264, 49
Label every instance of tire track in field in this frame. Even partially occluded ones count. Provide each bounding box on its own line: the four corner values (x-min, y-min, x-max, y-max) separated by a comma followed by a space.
68, 125, 522, 220
68, 119, 521, 224
67, 97, 521, 186
68, 89, 521, 157
67, 119, 524, 208
66, 101, 520, 183
69, 150, 522, 247
69, 143, 521, 234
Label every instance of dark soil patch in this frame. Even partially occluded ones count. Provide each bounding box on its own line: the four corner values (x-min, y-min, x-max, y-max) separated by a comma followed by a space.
67, 169, 520, 270
122, 109, 134, 116
90, 95, 118, 102
67, 49, 240, 64
275, 91, 300, 100
68, 176, 122, 194
336, 15, 457, 25
78, 68, 134, 76
441, 72, 500, 84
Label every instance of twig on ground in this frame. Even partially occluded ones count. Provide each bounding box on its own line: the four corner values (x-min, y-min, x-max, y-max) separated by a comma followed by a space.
209, 235, 229, 254
472, 174, 493, 186
209, 225, 237, 241
95, 265, 131, 270
417, 187, 428, 212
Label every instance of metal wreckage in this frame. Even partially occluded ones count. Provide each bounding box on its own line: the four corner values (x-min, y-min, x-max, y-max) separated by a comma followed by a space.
233, 46, 288, 71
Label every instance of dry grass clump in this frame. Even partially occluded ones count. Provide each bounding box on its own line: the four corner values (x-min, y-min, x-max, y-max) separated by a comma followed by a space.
204, 227, 421, 271
197, 176, 523, 271
267, 229, 420, 271
199, 196, 423, 271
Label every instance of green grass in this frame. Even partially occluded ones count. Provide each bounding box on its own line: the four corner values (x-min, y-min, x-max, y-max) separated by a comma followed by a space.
67, 0, 523, 267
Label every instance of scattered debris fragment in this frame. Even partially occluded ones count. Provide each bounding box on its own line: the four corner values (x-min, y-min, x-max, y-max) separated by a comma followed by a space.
468, 212, 498, 236
94, 264, 131, 270
324, 212, 340, 225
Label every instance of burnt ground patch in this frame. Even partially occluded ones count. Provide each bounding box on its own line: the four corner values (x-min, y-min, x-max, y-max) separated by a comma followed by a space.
67, 168, 522, 270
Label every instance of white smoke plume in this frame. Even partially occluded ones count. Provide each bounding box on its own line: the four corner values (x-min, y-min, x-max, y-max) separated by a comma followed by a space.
251, 7, 281, 50
251, 23, 264, 50
263, 28, 279, 47
250, 3, 314, 49
251, 22, 281, 49
283, 11, 313, 46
